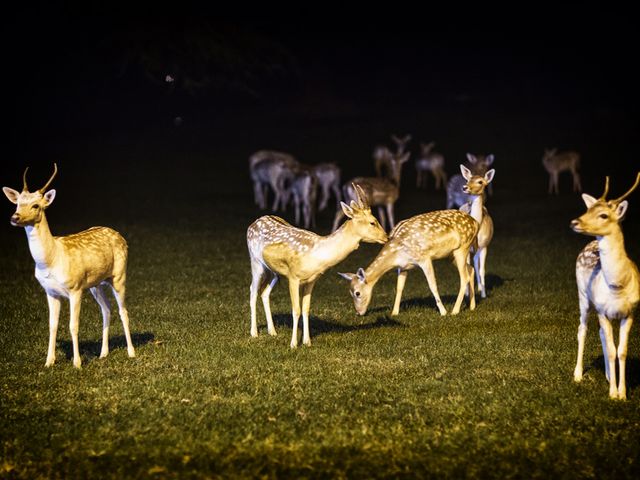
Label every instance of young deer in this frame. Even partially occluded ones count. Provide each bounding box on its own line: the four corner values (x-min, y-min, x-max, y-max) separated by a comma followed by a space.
446, 153, 495, 209
333, 152, 410, 232
542, 148, 581, 194
339, 209, 478, 316
415, 141, 447, 190
571, 173, 640, 400
310, 162, 341, 212
459, 165, 495, 299
3, 164, 135, 368
247, 184, 388, 348
374, 134, 411, 178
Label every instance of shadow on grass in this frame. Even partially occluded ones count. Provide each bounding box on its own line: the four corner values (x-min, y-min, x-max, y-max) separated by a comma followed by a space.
271, 314, 403, 336
60, 332, 155, 362
588, 356, 640, 392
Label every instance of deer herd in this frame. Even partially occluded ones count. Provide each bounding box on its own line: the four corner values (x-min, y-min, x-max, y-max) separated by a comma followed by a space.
3, 135, 639, 400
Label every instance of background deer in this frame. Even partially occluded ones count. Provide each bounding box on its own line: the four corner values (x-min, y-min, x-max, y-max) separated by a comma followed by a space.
571, 173, 639, 400
374, 134, 411, 178
247, 184, 388, 348
333, 152, 410, 231
459, 165, 495, 299
310, 162, 341, 212
339, 209, 478, 317
249, 150, 299, 210
415, 141, 447, 190
288, 167, 318, 229
446, 153, 495, 209
542, 148, 581, 194
3, 164, 136, 368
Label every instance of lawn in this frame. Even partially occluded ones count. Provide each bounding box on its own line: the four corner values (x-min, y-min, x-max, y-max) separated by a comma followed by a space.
1, 106, 639, 479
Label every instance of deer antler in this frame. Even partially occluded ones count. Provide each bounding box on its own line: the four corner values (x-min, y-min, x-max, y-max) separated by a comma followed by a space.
600, 176, 610, 200
613, 172, 640, 203
38, 163, 58, 193
352, 183, 369, 209
22, 167, 30, 192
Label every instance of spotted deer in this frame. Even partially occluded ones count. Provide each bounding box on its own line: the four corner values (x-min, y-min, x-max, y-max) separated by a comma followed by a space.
374, 134, 411, 178
459, 164, 495, 299
446, 153, 494, 209
416, 141, 447, 190
333, 152, 410, 232
249, 150, 299, 211
571, 173, 640, 400
310, 162, 341, 212
247, 184, 388, 348
543, 148, 581, 194
339, 209, 478, 316
3, 164, 135, 368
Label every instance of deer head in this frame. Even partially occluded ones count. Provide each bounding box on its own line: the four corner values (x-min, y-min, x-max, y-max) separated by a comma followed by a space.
461, 164, 495, 195
571, 173, 640, 236
341, 183, 388, 244
338, 267, 373, 315
3, 164, 58, 227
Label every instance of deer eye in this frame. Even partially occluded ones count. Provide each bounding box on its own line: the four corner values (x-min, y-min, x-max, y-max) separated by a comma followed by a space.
370, 222, 376, 226
31, 204, 40, 210
599, 213, 608, 219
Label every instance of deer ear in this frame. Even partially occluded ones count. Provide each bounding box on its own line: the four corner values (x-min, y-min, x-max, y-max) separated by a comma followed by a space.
338, 272, 355, 281
466, 153, 477, 164
3, 187, 19, 204
581, 193, 598, 209
341, 201, 355, 219
460, 164, 472, 180
356, 268, 366, 282
615, 200, 629, 220
485, 154, 495, 166
484, 169, 495, 183
43, 189, 56, 207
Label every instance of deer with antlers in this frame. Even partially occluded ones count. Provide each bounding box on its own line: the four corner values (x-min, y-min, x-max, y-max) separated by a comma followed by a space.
446, 153, 495, 209
3, 164, 136, 368
571, 173, 640, 400
374, 134, 411, 179
542, 148, 581, 194
339, 209, 478, 317
415, 141, 447, 190
247, 184, 388, 348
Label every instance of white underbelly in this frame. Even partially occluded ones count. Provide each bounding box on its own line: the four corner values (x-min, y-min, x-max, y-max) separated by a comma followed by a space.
35, 269, 70, 298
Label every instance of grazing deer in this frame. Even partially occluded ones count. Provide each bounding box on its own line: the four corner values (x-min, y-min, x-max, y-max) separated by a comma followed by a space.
289, 168, 318, 229
459, 164, 495, 299
249, 150, 299, 210
374, 134, 411, 178
339, 209, 478, 316
446, 153, 495, 209
571, 173, 640, 400
310, 162, 341, 212
415, 141, 447, 190
333, 152, 410, 232
3, 164, 135, 368
247, 184, 388, 348
543, 148, 581, 194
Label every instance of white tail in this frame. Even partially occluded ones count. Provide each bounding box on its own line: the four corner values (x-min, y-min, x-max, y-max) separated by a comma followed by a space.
571, 173, 640, 399
459, 164, 495, 299
542, 148, 581, 194
3, 164, 135, 368
339, 209, 478, 316
446, 153, 495, 208
415, 141, 447, 190
247, 184, 388, 348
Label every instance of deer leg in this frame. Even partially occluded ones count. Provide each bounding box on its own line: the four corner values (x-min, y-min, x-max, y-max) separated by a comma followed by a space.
377, 207, 387, 231
301, 282, 316, 346
386, 203, 395, 231
452, 249, 471, 315
547, 174, 554, 195
318, 184, 329, 212
617, 316, 633, 400
419, 259, 447, 316
574, 291, 589, 382
45, 294, 61, 367
261, 273, 279, 336
110, 275, 135, 359
331, 183, 342, 210
250, 259, 268, 337
391, 269, 408, 316
69, 290, 83, 369
288, 278, 301, 349
597, 314, 618, 399
90, 285, 111, 359
332, 208, 345, 232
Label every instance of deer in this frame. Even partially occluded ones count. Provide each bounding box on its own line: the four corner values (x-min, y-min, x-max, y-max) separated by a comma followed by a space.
571, 173, 640, 400
459, 164, 495, 299
249, 150, 299, 210
333, 151, 410, 232
310, 162, 341, 212
339, 209, 478, 316
288, 167, 318, 229
247, 184, 388, 348
374, 134, 411, 178
415, 141, 447, 190
446, 153, 495, 209
542, 148, 581, 194
3, 164, 136, 368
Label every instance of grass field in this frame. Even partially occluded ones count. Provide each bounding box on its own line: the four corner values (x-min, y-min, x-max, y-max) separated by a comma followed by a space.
1, 106, 639, 479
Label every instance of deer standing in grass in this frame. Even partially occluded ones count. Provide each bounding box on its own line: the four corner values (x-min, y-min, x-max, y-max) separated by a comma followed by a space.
247, 184, 388, 348
571, 173, 640, 400
249, 150, 298, 211
3, 164, 135, 368
311, 162, 341, 212
446, 153, 495, 208
289, 167, 318, 229
374, 134, 411, 178
339, 209, 478, 316
416, 141, 447, 190
333, 152, 410, 232
459, 164, 495, 299
542, 148, 581, 194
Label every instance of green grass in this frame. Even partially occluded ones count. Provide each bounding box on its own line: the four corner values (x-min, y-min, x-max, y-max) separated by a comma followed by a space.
1, 111, 640, 478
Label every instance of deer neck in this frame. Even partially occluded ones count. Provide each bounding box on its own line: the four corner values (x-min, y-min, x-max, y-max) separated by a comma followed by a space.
311, 220, 363, 268
597, 228, 635, 289
24, 214, 58, 269
468, 193, 485, 224
364, 242, 402, 288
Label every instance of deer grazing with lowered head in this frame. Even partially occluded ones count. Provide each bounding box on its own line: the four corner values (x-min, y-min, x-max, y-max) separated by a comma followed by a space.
542, 148, 581, 194
333, 151, 410, 232
3, 164, 135, 368
571, 173, 640, 400
247, 184, 388, 348
339, 209, 478, 316
446, 153, 494, 209
459, 164, 495, 299
374, 134, 411, 179
415, 141, 447, 190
